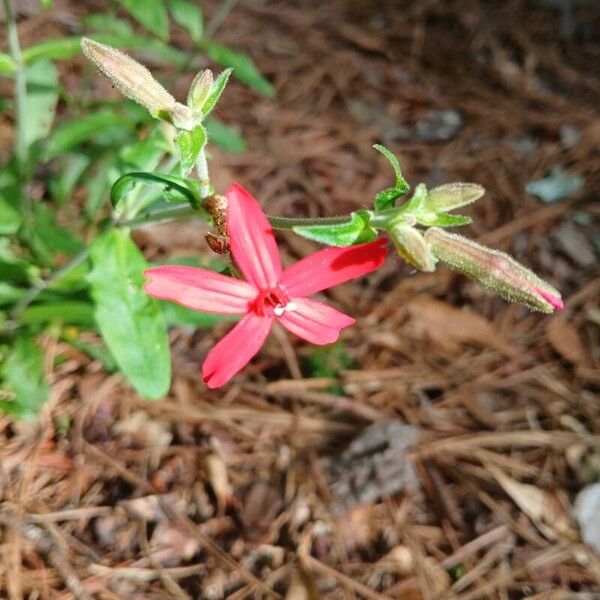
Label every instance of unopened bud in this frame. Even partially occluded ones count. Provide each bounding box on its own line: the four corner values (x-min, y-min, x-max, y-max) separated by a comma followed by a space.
391, 224, 437, 272
81, 38, 176, 118
424, 183, 485, 212
168, 103, 197, 130
425, 227, 563, 313
187, 69, 213, 111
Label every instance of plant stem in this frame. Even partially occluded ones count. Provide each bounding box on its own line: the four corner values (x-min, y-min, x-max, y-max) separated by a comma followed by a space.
196, 148, 211, 198
268, 214, 351, 229
11, 248, 90, 320
3, 0, 27, 174
203, 0, 238, 41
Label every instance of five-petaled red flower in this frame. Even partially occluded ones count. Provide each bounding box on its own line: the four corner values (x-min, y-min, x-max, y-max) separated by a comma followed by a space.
144, 183, 388, 388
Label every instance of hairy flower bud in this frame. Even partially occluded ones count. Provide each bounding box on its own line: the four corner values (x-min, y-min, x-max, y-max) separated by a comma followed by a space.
424, 183, 485, 212
187, 69, 214, 111
81, 38, 176, 118
390, 224, 437, 272
425, 227, 563, 313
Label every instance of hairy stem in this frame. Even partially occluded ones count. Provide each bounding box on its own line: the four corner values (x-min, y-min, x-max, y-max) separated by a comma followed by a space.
196, 148, 211, 198
3, 0, 27, 174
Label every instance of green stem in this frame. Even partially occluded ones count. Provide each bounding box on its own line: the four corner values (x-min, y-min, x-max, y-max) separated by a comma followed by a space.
267, 214, 352, 229
11, 247, 90, 319
3, 0, 27, 174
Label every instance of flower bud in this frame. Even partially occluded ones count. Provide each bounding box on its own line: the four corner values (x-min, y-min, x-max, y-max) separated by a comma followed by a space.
424, 183, 485, 212
425, 228, 563, 313
81, 38, 176, 118
187, 69, 213, 111
390, 224, 437, 272
168, 103, 197, 131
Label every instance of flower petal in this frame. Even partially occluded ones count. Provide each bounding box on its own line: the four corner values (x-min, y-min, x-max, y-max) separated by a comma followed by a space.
202, 314, 273, 388
227, 183, 282, 289
277, 297, 355, 345
279, 238, 388, 297
144, 266, 256, 314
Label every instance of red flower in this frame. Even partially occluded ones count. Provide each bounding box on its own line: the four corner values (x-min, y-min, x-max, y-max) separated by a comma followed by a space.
144, 183, 388, 388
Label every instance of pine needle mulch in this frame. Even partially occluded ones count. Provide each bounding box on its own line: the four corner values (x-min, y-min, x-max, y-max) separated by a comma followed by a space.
1, 1, 599, 598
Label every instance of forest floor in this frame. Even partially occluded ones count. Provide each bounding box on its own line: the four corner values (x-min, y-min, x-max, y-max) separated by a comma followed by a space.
1, 0, 599, 598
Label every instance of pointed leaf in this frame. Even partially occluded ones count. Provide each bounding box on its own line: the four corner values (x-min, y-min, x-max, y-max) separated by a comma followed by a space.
373, 144, 410, 195
111, 171, 202, 220
374, 186, 405, 211
205, 43, 274, 97
416, 212, 473, 228
176, 125, 207, 175
201, 68, 232, 116
293, 211, 377, 247
205, 118, 246, 153
87, 229, 171, 399
117, 0, 169, 40
168, 0, 203, 42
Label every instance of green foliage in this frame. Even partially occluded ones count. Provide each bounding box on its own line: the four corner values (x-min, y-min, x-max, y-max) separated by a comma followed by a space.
201, 69, 233, 116
117, 0, 170, 40
293, 211, 377, 247
88, 229, 171, 399
205, 119, 246, 153
373, 144, 410, 210
176, 125, 207, 175
23, 60, 59, 150
168, 0, 203, 42
205, 43, 275, 97
0, 0, 271, 418
0, 336, 49, 420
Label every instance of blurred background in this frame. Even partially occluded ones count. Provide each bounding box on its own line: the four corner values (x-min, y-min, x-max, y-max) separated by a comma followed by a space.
0, 0, 599, 598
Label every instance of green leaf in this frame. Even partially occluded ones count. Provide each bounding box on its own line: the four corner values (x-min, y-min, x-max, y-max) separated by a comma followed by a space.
176, 125, 207, 175
84, 14, 134, 37
22, 37, 83, 64
0, 195, 22, 234
424, 183, 485, 213
87, 229, 171, 399
0, 336, 49, 420
21, 301, 96, 328
168, 0, 203, 42
373, 144, 410, 197
111, 171, 202, 220
293, 210, 377, 247
0, 282, 25, 305
44, 110, 131, 160
205, 118, 246, 153
21, 204, 83, 267
0, 239, 39, 284
374, 187, 405, 211
117, 0, 169, 40
205, 43, 274, 97
416, 212, 473, 228
0, 52, 16, 76
85, 155, 120, 219
49, 153, 91, 205
24, 60, 59, 150
201, 68, 232, 116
